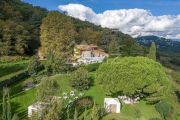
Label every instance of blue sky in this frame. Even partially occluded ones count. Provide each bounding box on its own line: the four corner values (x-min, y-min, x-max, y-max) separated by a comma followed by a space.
23, 0, 180, 39
24, 0, 180, 16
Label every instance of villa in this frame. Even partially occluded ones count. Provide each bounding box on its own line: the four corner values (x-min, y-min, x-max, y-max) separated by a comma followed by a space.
73, 44, 109, 65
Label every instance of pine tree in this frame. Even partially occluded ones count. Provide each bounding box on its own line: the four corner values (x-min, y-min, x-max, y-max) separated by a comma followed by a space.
147, 42, 156, 61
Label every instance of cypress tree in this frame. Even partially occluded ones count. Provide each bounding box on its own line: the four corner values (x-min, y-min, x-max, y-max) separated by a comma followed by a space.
147, 42, 156, 61
2, 88, 11, 120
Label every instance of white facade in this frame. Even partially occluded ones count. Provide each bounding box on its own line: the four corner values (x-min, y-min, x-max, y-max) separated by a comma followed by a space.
104, 98, 121, 113
77, 57, 105, 65
81, 51, 92, 58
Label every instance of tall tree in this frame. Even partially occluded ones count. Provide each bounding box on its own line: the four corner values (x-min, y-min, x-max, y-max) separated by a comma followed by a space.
0, 0, 47, 55
27, 56, 43, 82
2, 88, 11, 120
40, 11, 76, 60
77, 28, 102, 45
147, 42, 156, 61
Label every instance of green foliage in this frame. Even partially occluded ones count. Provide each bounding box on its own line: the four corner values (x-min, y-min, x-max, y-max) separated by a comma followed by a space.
40, 11, 76, 59
11, 114, 19, 120
74, 97, 94, 111
134, 108, 142, 118
96, 57, 171, 103
44, 100, 64, 120
170, 57, 180, 66
147, 42, 157, 61
149, 118, 161, 120
71, 67, 91, 91
108, 39, 119, 55
36, 77, 59, 102
0, 0, 47, 55
74, 107, 78, 120
76, 28, 102, 45
85, 63, 100, 72
2, 88, 11, 120
0, 62, 27, 78
155, 101, 174, 120
45, 49, 70, 75
27, 56, 43, 77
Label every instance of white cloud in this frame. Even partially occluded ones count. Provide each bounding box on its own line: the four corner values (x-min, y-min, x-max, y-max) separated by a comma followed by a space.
58, 4, 180, 39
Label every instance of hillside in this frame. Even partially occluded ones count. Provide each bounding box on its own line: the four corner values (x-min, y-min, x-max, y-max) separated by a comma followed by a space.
0, 0, 48, 55
136, 35, 180, 57
0, 0, 146, 57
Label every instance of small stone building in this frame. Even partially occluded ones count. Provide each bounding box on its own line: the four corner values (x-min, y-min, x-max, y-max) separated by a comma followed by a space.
104, 98, 121, 113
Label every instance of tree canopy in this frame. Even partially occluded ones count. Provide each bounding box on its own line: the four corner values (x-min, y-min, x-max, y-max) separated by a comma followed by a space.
0, 0, 47, 55
96, 57, 171, 103
40, 11, 76, 59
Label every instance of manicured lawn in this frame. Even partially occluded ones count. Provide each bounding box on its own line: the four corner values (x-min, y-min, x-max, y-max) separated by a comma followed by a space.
51, 73, 106, 105
0, 61, 29, 82
51, 73, 162, 120
11, 89, 36, 118
1, 65, 179, 119
51, 74, 73, 93
103, 101, 161, 120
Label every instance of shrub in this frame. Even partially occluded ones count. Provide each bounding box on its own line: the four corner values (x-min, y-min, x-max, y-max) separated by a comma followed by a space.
155, 101, 174, 120
0, 70, 28, 87
27, 56, 44, 76
66, 96, 93, 119
75, 96, 94, 110
71, 67, 91, 91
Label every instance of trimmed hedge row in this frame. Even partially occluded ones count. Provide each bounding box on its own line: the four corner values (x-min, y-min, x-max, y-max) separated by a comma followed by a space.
0, 70, 29, 87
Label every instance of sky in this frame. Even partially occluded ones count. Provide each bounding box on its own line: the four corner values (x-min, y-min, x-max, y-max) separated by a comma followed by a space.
23, 0, 180, 39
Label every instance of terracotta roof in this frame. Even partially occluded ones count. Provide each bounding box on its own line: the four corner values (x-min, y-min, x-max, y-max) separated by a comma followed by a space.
75, 44, 98, 51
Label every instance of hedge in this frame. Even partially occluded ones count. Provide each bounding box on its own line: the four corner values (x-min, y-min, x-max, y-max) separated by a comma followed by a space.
0, 70, 29, 87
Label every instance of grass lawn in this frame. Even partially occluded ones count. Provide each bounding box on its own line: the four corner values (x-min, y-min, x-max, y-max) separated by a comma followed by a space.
1, 63, 179, 119
0, 60, 29, 82
103, 101, 161, 120
51, 73, 106, 105
51, 73, 162, 120
11, 89, 36, 118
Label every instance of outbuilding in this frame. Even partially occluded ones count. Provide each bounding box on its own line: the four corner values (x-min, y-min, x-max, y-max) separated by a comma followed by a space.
104, 98, 121, 113
28, 102, 49, 117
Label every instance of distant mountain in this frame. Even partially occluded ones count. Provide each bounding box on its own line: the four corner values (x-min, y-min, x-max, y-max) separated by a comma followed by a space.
135, 35, 180, 56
